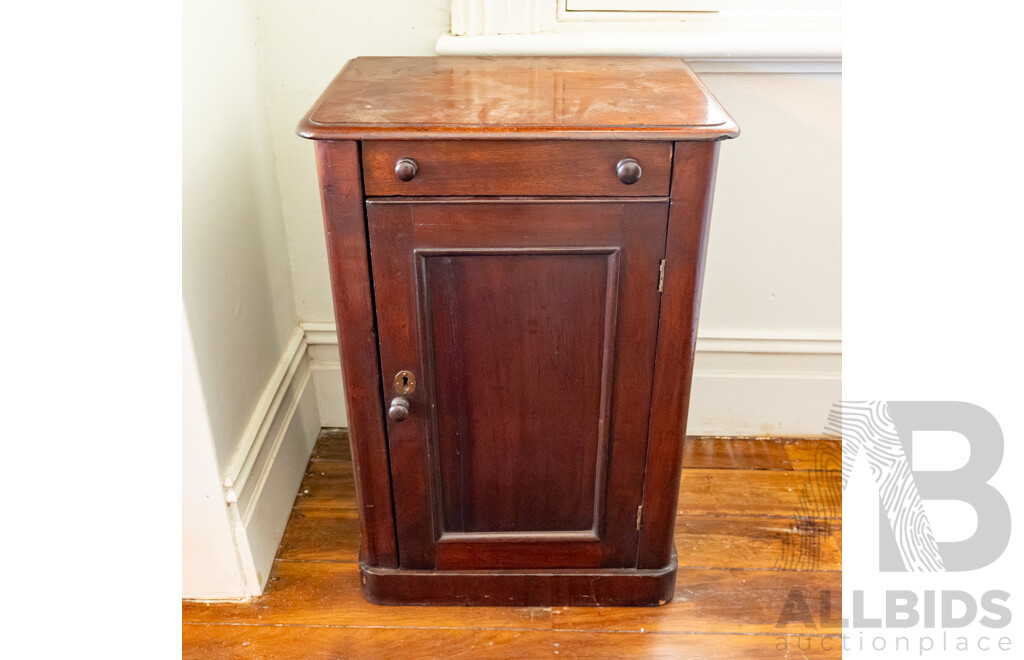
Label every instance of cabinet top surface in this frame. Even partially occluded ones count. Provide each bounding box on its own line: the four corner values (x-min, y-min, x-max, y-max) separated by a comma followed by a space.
298, 57, 737, 141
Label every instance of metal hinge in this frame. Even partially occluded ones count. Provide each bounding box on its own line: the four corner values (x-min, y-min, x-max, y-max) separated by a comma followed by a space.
657, 260, 665, 293
636, 504, 644, 531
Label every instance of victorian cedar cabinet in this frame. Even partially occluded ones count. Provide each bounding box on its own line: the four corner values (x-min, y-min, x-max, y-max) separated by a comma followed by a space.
298, 57, 737, 606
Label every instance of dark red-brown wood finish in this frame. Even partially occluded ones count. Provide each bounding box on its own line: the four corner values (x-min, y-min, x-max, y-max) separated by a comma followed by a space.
302, 56, 737, 606
361, 141, 673, 197
298, 57, 738, 141
313, 141, 398, 568
367, 200, 667, 571
638, 141, 721, 569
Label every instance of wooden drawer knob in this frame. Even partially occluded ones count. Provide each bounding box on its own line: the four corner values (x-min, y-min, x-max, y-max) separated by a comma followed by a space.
616, 158, 642, 185
395, 158, 418, 181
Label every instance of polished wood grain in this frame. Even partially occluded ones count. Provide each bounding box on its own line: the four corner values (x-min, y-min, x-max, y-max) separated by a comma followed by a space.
183, 431, 842, 657
362, 554, 676, 607
679, 469, 842, 518
362, 140, 672, 197
309, 427, 351, 461
683, 436, 841, 471
183, 561, 548, 629
637, 140, 720, 569
425, 251, 615, 535
293, 459, 356, 510
183, 625, 840, 660
677, 516, 842, 571
555, 568, 840, 634
298, 57, 739, 141
367, 201, 668, 571
276, 508, 360, 562
433, 540, 604, 571
314, 142, 397, 567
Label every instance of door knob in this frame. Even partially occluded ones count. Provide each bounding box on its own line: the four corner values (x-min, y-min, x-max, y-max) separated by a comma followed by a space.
388, 397, 410, 422
616, 158, 642, 185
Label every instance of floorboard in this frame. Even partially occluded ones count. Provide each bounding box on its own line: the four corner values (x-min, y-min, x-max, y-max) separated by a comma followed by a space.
182, 562, 553, 630
293, 460, 356, 509
676, 516, 841, 571
678, 469, 842, 519
682, 436, 840, 471
182, 624, 840, 659
310, 428, 352, 462
276, 508, 361, 562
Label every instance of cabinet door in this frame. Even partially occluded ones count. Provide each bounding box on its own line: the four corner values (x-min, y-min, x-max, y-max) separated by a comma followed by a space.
367, 200, 668, 570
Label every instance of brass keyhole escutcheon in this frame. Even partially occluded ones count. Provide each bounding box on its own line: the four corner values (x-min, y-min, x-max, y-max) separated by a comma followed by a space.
394, 370, 416, 395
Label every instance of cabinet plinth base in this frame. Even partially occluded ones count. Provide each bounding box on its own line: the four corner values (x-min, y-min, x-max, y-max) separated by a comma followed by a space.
360, 551, 677, 607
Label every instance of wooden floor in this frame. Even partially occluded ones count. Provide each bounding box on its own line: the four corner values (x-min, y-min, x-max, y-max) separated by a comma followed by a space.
183, 430, 841, 658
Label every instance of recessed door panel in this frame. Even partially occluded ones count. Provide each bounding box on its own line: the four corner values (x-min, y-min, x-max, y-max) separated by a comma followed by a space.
367, 201, 667, 570
424, 249, 618, 534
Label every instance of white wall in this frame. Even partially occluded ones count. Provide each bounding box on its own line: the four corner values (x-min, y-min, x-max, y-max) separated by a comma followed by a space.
183, 0, 313, 598
182, 310, 246, 599
252, 0, 451, 322
251, 0, 451, 426
698, 73, 841, 339
689, 72, 841, 434
183, 0, 298, 467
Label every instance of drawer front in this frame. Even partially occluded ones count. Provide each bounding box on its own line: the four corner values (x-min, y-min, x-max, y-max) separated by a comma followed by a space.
362, 140, 672, 197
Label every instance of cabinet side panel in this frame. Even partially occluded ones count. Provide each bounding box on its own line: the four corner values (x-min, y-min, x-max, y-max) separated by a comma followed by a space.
637, 141, 720, 569
315, 140, 398, 568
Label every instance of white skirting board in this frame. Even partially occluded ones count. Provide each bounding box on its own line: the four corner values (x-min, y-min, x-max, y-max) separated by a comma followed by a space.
219, 328, 321, 596
688, 350, 840, 435
305, 323, 841, 436
307, 343, 348, 429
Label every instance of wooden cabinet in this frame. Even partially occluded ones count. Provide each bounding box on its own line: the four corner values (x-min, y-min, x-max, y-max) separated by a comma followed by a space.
299, 57, 737, 606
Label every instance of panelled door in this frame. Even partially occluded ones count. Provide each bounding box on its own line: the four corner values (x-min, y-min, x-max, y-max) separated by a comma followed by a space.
367, 200, 668, 570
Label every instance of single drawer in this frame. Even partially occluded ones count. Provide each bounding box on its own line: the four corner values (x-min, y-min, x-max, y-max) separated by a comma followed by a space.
362, 140, 672, 197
